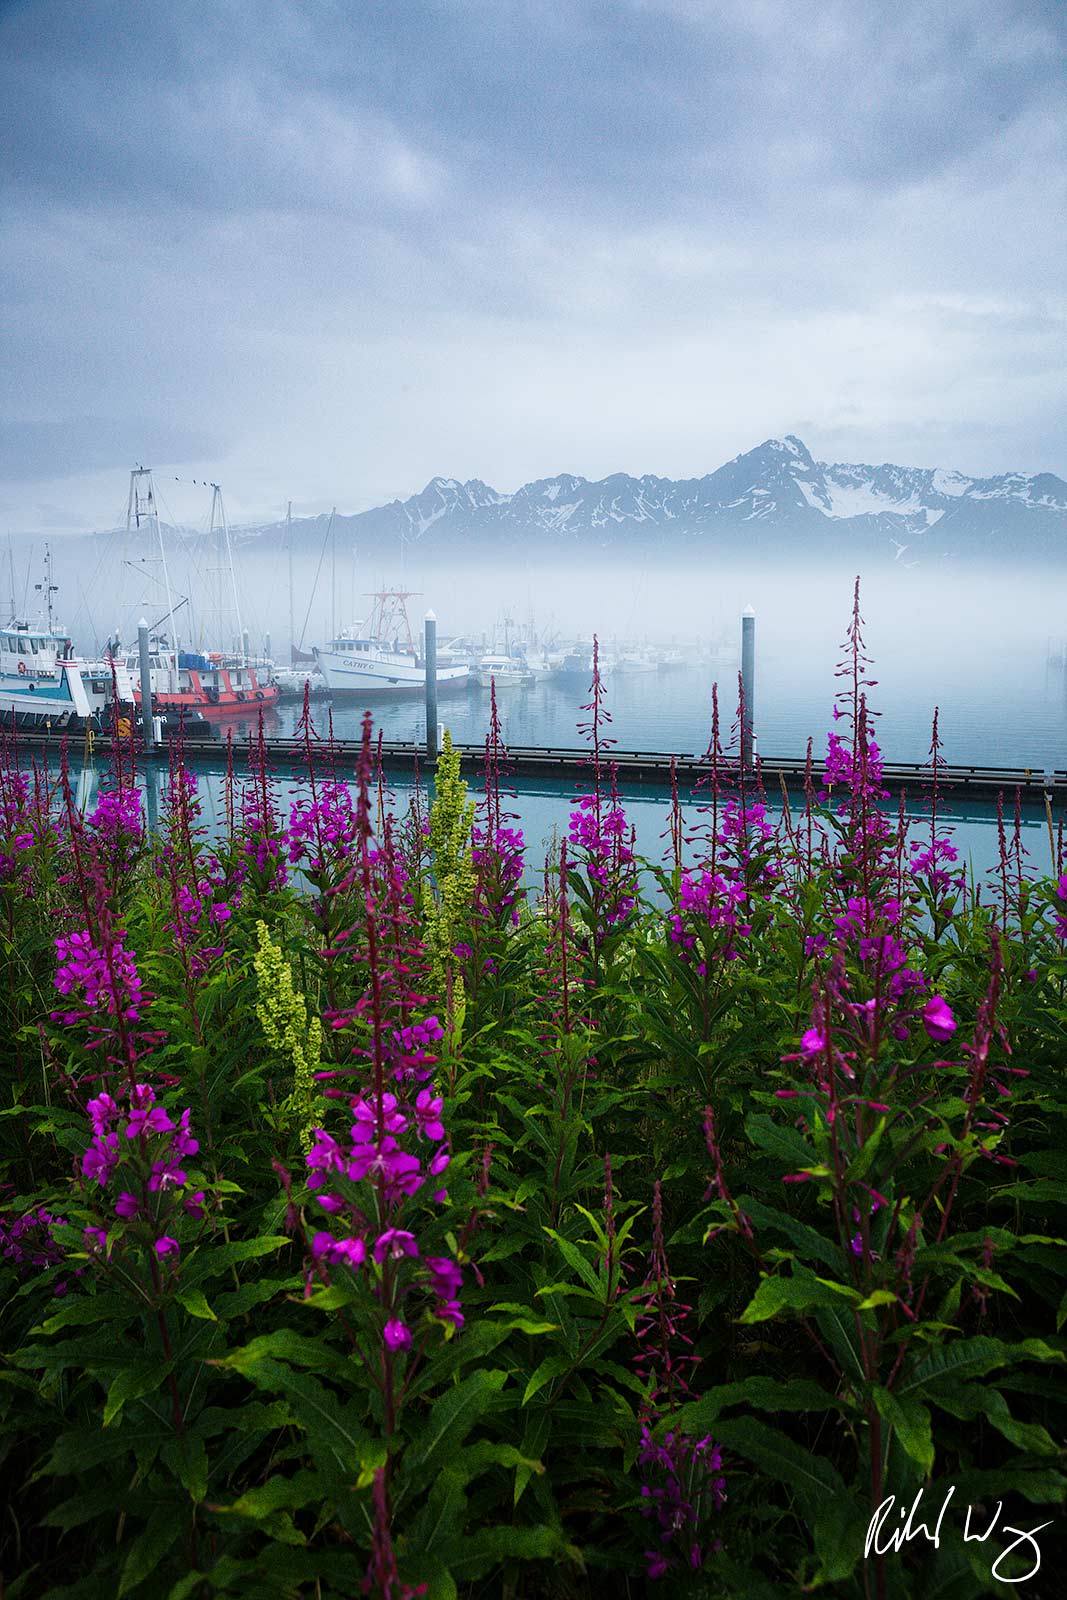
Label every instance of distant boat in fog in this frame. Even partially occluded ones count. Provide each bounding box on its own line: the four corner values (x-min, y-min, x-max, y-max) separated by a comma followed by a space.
551, 645, 598, 687
471, 653, 533, 688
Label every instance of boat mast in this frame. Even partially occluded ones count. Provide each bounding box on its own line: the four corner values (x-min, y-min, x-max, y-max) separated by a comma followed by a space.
330, 506, 337, 641
33, 543, 60, 632
286, 500, 294, 666
128, 466, 178, 659
211, 483, 244, 659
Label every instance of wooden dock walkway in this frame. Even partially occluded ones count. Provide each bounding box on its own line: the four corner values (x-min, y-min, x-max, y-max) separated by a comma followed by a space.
6, 728, 1065, 800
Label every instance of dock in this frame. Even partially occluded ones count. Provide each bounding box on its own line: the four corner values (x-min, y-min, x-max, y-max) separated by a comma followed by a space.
6, 728, 1065, 800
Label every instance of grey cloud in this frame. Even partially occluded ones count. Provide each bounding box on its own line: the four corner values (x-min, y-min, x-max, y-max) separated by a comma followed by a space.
0, 418, 226, 481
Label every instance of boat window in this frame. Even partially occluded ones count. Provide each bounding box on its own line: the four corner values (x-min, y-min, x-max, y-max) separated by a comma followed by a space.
30, 638, 39, 654
19, 638, 28, 653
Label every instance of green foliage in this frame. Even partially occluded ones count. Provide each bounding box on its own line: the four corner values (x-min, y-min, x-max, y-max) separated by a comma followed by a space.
1, 719, 1066, 1600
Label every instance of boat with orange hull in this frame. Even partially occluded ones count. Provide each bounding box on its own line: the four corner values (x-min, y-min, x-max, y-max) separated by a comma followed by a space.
86, 469, 279, 725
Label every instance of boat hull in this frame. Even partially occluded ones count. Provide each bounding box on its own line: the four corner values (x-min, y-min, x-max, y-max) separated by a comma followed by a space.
130, 687, 281, 720
1, 661, 94, 726
315, 651, 469, 695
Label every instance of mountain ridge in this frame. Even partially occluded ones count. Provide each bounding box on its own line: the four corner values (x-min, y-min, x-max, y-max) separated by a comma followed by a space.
236, 436, 1067, 561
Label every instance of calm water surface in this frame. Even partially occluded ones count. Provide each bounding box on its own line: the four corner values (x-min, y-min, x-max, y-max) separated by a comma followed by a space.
257, 651, 1067, 771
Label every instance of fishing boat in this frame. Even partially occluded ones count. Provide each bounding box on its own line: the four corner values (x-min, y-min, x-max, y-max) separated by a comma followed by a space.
611, 648, 657, 675
0, 548, 94, 728
314, 591, 469, 695
88, 469, 280, 722
471, 652, 534, 689
550, 645, 599, 687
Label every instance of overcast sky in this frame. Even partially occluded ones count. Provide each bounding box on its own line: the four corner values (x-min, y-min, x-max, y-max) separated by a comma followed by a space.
1, 0, 1064, 530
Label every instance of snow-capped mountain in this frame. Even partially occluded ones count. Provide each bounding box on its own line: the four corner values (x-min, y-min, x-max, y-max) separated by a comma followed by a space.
242, 437, 1067, 561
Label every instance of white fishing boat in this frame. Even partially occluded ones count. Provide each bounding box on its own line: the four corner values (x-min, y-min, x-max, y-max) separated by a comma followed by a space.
611, 650, 657, 675
0, 548, 95, 729
471, 653, 534, 689
314, 590, 468, 695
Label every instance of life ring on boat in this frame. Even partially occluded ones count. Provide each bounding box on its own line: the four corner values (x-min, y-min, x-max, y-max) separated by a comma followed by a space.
205, 686, 220, 704
254, 690, 264, 701
17, 661, 26, 675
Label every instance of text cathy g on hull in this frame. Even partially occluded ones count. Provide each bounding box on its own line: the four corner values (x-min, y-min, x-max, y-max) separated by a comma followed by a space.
865, 1487, 1050, 1585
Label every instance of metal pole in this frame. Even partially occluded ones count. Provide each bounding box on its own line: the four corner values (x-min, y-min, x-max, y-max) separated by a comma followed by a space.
242, 628, 250, 663
424, 609, 438, 763
741, 605, 756, 766
137, 617, 155, 753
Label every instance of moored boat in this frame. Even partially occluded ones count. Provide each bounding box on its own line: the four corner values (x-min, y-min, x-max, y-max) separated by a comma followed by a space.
1, 548, 95, 729
314, 591, 468, 695
471, 653, 534, 688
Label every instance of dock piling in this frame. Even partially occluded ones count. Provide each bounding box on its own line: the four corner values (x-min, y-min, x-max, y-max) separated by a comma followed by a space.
741, 605, 756, 766
425, 610, 438, 764
137, 619, 154, 754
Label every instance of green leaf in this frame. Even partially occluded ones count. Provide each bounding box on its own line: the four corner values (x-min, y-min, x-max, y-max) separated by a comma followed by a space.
739, 1271, 857, 1325
672, 1377, 844, 1435
221, 1469, 329, 1521
901, 1335, 1065, 1398
404, 1369, 508, 1486
174, 1288, 216, 1323
104, 1360, 173, 1427
33, 1293, 139, 1336
812, 1494, 867, 1586
711, 1415, 847, 1518
443, 1524, 578, 1581
523, 1355, 575, 1406
161, 1435, 209, 1503
118, 1506, 182, 1596
857, 1289, 898, 1311
542, 1229, 603, 1294
873, 1386, 934, 1474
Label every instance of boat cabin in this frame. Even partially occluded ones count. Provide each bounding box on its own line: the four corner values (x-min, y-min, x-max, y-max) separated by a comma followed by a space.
1, 625, 68, 674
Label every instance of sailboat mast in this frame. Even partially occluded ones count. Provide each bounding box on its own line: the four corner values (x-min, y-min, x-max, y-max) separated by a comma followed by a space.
330, 505, 337, 641
129, 466, 179, 658
286, 500, 294, 666
215, 484, 244, 658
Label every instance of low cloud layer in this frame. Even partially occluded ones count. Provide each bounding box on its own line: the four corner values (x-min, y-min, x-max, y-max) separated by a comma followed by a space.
1, 0, 1064, 530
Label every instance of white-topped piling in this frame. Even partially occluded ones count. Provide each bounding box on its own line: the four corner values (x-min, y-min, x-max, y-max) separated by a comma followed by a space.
137, 618, 154, 753
424, 610, 438, 763
741, 605, 756, 766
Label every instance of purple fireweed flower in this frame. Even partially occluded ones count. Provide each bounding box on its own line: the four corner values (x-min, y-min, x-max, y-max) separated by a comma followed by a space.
126, 1103, 175, 1140
638, 1425, 725, 1581
0, 1205, 67, 1275
312, 1231, 367, 1269
800, 1027, 826, 1056
87, 1093, 118, 1134
54, 928, 144, 1020
383, 1317, 411, 1352
413, 1089, 445, 1141
373, 1229, 419, 1263
114, 1192, 139, 1219
923, 994, 956, 1042
82, 1133, 120, 1186
154, 1236, 180, 1258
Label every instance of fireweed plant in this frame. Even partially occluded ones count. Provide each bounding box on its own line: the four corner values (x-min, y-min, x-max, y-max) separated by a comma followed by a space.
0, 591, 1064, 1599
